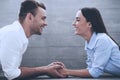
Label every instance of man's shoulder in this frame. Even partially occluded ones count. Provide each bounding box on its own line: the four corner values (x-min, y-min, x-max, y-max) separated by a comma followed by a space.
0, 21, 19, 32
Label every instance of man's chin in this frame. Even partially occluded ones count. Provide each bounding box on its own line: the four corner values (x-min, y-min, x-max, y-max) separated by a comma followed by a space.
36, 32, 42, 35
38, 33, 42, 35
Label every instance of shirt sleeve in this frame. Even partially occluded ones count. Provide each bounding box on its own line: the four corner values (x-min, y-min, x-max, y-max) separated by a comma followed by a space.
0, 33, 22, 80
88, 38, 112, 78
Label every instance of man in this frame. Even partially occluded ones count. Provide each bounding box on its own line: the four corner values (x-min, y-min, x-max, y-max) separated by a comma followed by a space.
0, 0, 65, 80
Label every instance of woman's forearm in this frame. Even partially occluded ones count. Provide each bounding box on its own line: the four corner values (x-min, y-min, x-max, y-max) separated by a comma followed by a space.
64, 69, 92, 78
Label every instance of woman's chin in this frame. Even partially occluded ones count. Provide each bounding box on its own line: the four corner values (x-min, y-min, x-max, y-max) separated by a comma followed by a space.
75, 32, 79, 35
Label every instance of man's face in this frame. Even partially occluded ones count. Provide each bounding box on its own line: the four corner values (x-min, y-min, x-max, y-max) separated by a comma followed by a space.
31, 7, 47, 35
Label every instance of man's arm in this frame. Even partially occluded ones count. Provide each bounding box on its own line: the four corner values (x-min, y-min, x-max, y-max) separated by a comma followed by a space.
13, 62, 66, 80
13, 66, 46, 80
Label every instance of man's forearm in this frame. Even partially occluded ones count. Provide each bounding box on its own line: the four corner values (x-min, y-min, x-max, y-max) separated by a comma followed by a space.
14, 66, 47, 80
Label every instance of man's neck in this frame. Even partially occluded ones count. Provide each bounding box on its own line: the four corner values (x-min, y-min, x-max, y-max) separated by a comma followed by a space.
19, 20, 31, 38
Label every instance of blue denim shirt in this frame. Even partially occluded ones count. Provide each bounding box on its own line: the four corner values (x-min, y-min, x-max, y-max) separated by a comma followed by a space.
85, 32, 120, 77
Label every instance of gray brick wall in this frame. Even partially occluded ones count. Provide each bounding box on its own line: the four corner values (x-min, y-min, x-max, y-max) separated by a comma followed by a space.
0, 0, 120, 72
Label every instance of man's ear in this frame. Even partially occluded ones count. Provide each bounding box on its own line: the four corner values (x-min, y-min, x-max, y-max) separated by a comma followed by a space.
26, 13, 34, 22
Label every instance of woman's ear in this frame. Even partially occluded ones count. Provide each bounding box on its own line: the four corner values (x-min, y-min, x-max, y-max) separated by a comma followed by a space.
88, 22, 92, 28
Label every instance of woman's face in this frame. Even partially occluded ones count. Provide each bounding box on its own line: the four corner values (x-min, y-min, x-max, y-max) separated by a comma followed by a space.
73, 10, 91, 36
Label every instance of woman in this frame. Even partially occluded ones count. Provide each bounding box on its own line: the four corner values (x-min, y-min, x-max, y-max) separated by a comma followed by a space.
59, 7, 120, 78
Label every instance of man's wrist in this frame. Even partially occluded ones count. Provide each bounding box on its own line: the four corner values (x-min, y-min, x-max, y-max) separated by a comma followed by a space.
35, 66, 48, 75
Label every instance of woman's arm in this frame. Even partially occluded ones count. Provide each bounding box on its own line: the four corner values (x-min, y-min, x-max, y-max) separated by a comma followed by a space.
59, 68, 92, 78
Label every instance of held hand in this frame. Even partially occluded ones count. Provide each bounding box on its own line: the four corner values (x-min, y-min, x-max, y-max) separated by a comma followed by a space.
48, 62, 66, 68
46, 62, 66, 78
58, 67, 68, 77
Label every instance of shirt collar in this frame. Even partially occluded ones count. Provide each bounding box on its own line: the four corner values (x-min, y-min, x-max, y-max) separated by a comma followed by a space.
85, 32, 98, 50
13, 20, 28, 43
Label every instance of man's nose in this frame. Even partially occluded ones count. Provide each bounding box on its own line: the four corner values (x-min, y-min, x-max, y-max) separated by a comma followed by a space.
44, 21, 47, 26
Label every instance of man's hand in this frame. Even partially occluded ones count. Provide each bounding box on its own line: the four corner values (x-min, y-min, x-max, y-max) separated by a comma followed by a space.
48, 62, 66, 68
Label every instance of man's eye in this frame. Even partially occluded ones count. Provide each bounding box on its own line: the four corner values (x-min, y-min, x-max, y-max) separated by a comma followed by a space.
42, 18, 46, 21
76, 20, 80, 21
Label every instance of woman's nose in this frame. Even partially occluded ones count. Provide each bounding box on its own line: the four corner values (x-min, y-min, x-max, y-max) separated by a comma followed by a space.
72, 21, 76, 26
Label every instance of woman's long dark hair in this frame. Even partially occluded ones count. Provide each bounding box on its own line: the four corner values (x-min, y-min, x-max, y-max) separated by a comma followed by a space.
81, 7, 120, 49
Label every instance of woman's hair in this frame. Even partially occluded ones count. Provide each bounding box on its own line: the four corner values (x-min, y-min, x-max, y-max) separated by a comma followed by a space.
81, 7, 107, 34
81, 7, 120, 49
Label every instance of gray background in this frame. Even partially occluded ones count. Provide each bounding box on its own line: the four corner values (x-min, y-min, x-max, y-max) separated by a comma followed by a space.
0, 0, 120, 72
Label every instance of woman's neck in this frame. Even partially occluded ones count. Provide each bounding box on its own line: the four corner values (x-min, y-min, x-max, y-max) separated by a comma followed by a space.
81, 31, 92, 43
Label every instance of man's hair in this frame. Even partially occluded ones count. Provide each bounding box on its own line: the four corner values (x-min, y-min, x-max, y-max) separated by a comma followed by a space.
19, 0, 46, 23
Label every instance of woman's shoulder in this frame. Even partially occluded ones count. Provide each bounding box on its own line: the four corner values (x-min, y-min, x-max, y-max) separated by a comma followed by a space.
96, 33, 118, 47
97, 33, 110, 41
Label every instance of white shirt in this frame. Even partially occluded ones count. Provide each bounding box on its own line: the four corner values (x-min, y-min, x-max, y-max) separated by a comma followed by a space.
85, 32, 120, 77
0, 21, 28, 80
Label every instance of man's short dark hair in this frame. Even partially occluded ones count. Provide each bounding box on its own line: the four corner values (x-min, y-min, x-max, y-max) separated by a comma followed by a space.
19, 0, 46, 23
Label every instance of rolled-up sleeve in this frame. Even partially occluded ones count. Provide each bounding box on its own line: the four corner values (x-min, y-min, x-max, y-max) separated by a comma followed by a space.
0, 33, 22, 80
89, 67, 103, 78
3, 68, 21, 80
88, 38, 112, 78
